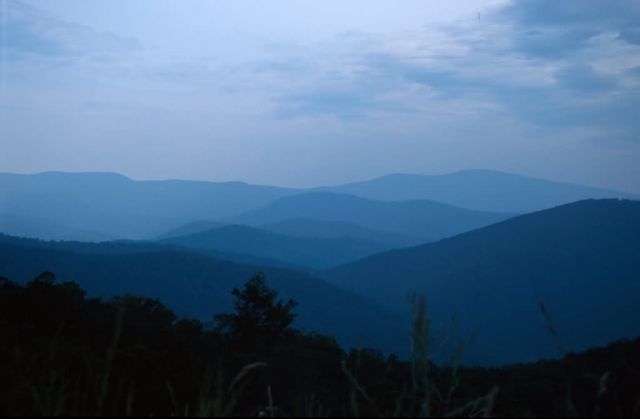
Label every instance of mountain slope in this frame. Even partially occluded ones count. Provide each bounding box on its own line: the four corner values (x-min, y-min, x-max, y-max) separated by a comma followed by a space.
0, 172, 297, 240
325, 199, 640, 365
261, 218, 423, 247
0, 212, 114, 242
320, 170, 638, 213
155, 220, 227, 239
0, 233, 295, 269
0, 235, 407, 354
232, 192, 513, 242
160, 224, 392, 269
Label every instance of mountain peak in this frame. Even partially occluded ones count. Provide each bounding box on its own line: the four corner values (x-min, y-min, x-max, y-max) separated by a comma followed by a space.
326, 198, 640, 365
320, 170, 637, 213
35, 171, 133, 181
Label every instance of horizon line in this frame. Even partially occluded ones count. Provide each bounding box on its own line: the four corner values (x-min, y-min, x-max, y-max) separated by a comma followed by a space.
1, 168, 638, 195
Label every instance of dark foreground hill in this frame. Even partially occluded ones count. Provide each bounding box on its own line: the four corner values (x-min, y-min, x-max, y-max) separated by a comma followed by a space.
232, 192, 512, 242
0, 236, 406, 354
325, 199, 640, 365
320, 170, 638, 213
161, 224, 392, 269
2, 275, 639, 417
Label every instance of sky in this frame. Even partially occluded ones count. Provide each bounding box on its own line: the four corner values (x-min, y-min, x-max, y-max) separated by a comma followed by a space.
1, 0, 639, 192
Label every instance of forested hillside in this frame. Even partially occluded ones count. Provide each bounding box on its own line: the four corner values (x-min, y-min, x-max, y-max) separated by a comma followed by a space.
0, 235, 406, 355
2, 274, 638, 417
326, 199, 640, 364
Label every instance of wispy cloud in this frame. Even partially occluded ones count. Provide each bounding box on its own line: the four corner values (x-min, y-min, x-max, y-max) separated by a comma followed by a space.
498, 0, 640, 51
0, 0, 139, 61
1, 0, 639, 191
238, 0, 640, 141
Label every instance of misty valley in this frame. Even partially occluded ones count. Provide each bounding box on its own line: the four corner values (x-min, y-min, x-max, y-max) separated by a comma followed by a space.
1, 170, 640, 416
3, 0, 640, 415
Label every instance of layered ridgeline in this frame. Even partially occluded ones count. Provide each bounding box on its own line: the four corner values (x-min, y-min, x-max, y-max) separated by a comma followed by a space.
260, 218, 423, 248
319, 170, 638, 213
231, 192, 512, 242
160, 224, 392, 270
0, 172, 297, 240
2, 170, 635, 243
157, 220, 228, 239
0, 234, 407, 355
325, 199, 640, 365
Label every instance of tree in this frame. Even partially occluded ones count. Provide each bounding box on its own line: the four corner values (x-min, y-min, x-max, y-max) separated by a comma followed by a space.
215, 273, 297, 355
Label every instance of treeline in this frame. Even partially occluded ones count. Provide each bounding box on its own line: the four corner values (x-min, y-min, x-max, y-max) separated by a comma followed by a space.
1, 273, 639, 417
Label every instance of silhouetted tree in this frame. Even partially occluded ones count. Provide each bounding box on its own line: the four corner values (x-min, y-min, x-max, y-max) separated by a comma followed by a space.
215, 273, 297, 355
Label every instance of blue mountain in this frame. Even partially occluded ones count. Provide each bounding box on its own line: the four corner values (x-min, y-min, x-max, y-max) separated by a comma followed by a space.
160, 224, 392, 269
325, 199, 640, 365
232, 192, 513, 242
319, 170, 638, 212
0, 234, 407, 355
0, 172, 297, 240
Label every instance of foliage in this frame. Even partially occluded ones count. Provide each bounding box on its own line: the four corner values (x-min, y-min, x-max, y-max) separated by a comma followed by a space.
1, 272, 640, 417
214, 273, 297, 355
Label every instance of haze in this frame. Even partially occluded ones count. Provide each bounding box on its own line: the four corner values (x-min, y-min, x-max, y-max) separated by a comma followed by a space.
1, 0, 640, 193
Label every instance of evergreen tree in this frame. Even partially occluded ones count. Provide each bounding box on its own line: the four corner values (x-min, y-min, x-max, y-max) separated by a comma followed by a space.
215, 273, 297, 355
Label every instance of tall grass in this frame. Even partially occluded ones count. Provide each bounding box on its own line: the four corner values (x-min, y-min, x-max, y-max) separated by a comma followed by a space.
5, 307, 265, 417
5, 285, 635, 417
340, 292, 497, 418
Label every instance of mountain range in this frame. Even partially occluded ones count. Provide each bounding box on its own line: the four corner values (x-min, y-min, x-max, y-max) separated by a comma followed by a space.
0, 234, 407, 355
325, 199, 640, 364
2, 170, 636, 242
160, 224, 392, 270
319, 170, 637, 213
1, 170, 639, 365
230, 192, 512, 242
260, 218, 423, 247
0, 171, 297, 240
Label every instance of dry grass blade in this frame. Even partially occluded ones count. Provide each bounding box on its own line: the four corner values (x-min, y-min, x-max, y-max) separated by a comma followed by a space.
482, 386, 499, 418
341, 358, 375, 415
96, 306, 125, 416
538, 300, 567, 356
194, 362, 268, 417
594, 371, 610, 417
444, 386, 499, 418
166, 380, 179, 416
267, 385, 274, 418
229, 362, 267, 391
125, 382, 134, 417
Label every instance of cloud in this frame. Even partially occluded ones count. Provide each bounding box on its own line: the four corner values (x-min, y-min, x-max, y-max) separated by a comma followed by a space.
0, 0, 139, 62
241, 0, 640, 145
554, 63, 618, 93
627, 66, 640, 79
2, 0, 639, 192
497, 0, 640, 55
278, 89, 377, 120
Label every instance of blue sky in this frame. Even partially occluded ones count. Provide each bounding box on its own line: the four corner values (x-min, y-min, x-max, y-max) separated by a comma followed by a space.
1, 0, 639, 192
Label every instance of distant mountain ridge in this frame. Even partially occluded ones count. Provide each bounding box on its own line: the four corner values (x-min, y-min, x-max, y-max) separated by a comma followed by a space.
318, 170, 638, 212
0, 171, 298, 240
231, 192, 513, 242
2, 169, 636, 243
160, 224, 393, 269
261, 218, 423, 247
325, 199, 640, 365
0, 234, 407, 355
0, 212, 115, 242
156, 220, 228, 240
0, 233, 295, 269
